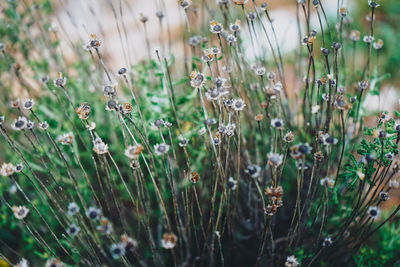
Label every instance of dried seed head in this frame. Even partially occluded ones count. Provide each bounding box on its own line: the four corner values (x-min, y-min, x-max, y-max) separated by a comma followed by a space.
191, 171, 200, 183
161, 233, 178, 249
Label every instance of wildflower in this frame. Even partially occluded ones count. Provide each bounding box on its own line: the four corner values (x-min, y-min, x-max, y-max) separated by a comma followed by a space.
285, 255, 299, 267
178, 0, 191, 9
11, 116, 27, 131
205, 118, 217, 126
117, 67, 127, 75
89, 33, 101, 48
190, 71, 206, 88
388, 179, 399, 189
264, 204, 277, 216
266, 72, 276, 81
233, 99, 246, 111
363, 35, 374, 44
58, 132, 73, 145
290, 143, 312, 159
68, 202, 79, 216
178, 136, 189, 147
10, 99, 20, 108
205, 88, 227, 101
379, 192, 389, 201
368, 0, 380, 8
161, 233, 178, 249
320, 177, 334, 188
209, 20, 223, 34
66, 223, 81, 236
190, 171, 200, 183
255, 114, 264, 121
122, 103, 133, 114
227, 177, 237, 190
253, 66, 266, 76
106, 99, 118, 111
350, 30, 361, 41
271, 118, 284, 129
164, 121, 172, 128
358, 80, 369, 91
226, 34, 237, 44
45, 258, 65, 267
230, 20, 241, 32
38, 121, 49, 130
213, 136, 221, 146
93, 137, 109, 154
245, 165, 261, 178
26, 120, 34, 129
340, 7, 347, 17
12, 206, 30, 220
265, 186, 284, 198
121, 234, 138, 251
314, 151, 324, 161
22, 99, 34, 110
373, 39, 384, 50
198, 127, 206, 135
367, 206, 381, 220
385, 153, 394, 161
103, 84, 117, 97
233, 0, 248, 5
284, 132, 295, 143
247, 12, 256, 21
322, 237, 332, 247
152, 119, 165, 128
1, 163, 15, 176
125, 144, 144, 159
86, 206, 102, 220
322, 133, 338, 146
189, 35, 202, 46
268, 153, 284, 167
154, 143, 170, 155
332, 42, 342, 50
14, 163, 23, 173
76, 103, 91, 120
110, 243, 126, 259
53, 72, 67, 87
97, 217, 113, 235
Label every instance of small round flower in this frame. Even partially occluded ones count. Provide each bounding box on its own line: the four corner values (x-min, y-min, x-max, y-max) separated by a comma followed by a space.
57, 132, 74, 145
152, 119, 165, 128
205, 118, 217, 126
233, 99, 246, 111
178, 0, 191, 9
285, 255, 299, 267
332, 42, 342, 50
93, 137, 109, 155
190, 171, 200, 183
1, 163, 15, 177
125, 144, 144, 159
117, 67, 127, 75
322, 133, 338, 146
22, 99, 35, 110
227, 177, 237, 190
226, 34, 237, 44
110, 243, 126, 259
339, 7, 347, 17
89, 33, 101, 48
190, 71, 206, 88
10, 99, 20, 109
284, 132, 295, 143
368, 0, 380, 8
379, 191, 389, 201
68, 202, 79, 216
26, 120, 34, 129
245, 164, 261, 178
385, 153, 394, 161
322, 237, 332, 247
367, 206, 381, 220
121, 234, 138, 252
154, 143, 170, 155
12, 205, 30, 220
86, 206, 102, 220
358, 80, 369, 91
76, 103, 91, 120
350, 30, 361, 41
122, 103, 133, 114
230, 20, 241, 32
213, 136, 221, 146
198, 127, 206, 136
247, 12, 256, 21
53, 72, 67, 87
373, 39, 384, 50
264, 204, 277, 216
363, 35, 374, 44
106, 99, 118, 111
11, 116, 27, 131
103, 84, 117, 97
253, 66, 266, 76
14, 163, 23, 173
161, 233, 178, 249
291, 143, 312, 159
268, 152, 284, 167
66, 223, 81, 236
271, 118, 284, 129
255, 114, 264, 121
97, 217, 113, 235
189, 35, 202, 46
45, 258, 65, 267
206, 88, 227, 101
38, 121, 49, 130
178, 136, 189, 147
321, 47, 330, 56
320, 177, 334, 188
209, 20, 223, 34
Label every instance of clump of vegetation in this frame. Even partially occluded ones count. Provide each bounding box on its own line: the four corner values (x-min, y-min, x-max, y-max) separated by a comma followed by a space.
0, 0, 399, 266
